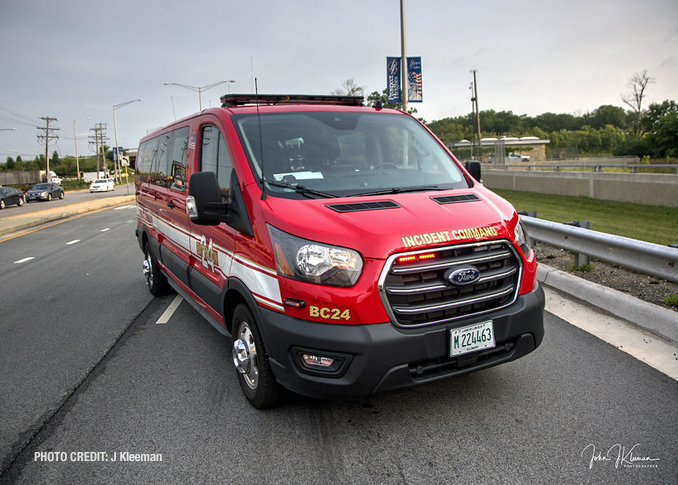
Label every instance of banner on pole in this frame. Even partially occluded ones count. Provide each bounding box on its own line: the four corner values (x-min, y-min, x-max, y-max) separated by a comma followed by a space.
407, 57, 423, 103
386, 57, 401, 103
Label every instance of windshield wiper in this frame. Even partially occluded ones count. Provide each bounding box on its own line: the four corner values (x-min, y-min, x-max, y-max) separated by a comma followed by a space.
349, 185, 445, 197
263, 180, 338, 199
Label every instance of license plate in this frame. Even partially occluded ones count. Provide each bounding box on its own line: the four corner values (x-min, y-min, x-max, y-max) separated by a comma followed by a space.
450, 320, 495, 357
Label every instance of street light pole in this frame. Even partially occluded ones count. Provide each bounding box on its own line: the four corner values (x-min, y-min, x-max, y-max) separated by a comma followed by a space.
400, 0, 408, 114
164, 80, 235, 111
113, 99, 142, 187
74, 117, 91, 181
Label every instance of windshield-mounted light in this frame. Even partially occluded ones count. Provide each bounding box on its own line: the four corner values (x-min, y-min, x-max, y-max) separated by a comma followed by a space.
268, 225, 363, 287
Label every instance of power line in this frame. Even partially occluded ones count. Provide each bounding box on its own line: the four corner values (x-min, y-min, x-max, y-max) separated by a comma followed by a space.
0, 106, 39, 127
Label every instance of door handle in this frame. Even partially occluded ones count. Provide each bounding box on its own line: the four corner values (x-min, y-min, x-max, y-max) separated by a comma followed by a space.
167, 200, 175, 208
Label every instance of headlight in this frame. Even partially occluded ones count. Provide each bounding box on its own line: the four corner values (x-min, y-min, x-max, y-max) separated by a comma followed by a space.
514, 220, 531, 257
268, 225, 363, 287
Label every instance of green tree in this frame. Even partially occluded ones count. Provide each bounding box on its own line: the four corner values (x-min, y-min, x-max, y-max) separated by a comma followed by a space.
644, 100, 678, 158
366, 89, 418, 115
583, 105, 627, 130
6, 156, 15, 170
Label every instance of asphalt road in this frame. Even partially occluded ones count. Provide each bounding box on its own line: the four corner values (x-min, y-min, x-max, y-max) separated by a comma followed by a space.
1, 206, 677, 483
2, 184, 133, 217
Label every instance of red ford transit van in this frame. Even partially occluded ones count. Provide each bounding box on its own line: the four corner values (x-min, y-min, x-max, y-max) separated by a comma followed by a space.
135, 94, 544, 408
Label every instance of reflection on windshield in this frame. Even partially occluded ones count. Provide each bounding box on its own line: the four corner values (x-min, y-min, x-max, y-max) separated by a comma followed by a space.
233, 111, 467, 198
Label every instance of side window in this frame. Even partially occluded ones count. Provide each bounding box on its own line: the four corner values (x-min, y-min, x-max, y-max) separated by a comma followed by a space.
136, 137, 158, 176
200, 124, 234, 199
168, 127, 189, 191
152, 133, 171, 188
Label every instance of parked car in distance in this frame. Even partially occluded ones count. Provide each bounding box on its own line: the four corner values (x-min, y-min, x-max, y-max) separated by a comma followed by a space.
25, 183, 64, 202
89, 179, 115, 192
0, 186, 24, 209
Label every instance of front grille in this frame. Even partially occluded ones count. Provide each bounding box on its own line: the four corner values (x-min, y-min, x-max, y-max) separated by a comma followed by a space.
378, 240, 521, 327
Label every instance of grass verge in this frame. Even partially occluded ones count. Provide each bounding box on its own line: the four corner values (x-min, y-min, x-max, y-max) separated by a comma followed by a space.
493, 189, 678, 246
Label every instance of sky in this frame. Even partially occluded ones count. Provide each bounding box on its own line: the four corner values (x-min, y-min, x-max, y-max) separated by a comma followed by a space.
1, 0, 677, 160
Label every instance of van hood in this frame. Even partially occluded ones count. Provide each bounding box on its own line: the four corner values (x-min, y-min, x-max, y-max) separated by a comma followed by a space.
263, 187, 518, 259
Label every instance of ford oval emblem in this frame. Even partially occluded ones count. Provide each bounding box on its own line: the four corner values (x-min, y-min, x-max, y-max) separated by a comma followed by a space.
446, 266, 481, 286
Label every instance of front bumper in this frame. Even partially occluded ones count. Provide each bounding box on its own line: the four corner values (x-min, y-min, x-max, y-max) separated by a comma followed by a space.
260, 283, 545, 400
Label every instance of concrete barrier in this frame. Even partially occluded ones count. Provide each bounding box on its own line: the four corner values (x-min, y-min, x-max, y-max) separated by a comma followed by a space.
483, 170, 678, 208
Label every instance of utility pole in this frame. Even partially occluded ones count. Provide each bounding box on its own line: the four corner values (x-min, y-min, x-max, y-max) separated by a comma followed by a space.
37, 117, 59, 182
89, 123, 108, 177
471, 70, 482, 158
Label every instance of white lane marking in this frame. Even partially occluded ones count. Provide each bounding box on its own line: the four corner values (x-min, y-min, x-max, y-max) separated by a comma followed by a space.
544, 287, 678, 381
100, 228, 110, 232
14, 257, 35, 264
156, 294, 183, 325
67, 240, 80, 245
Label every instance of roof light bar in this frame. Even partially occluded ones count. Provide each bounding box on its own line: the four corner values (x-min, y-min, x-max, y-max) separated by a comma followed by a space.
220, 94, 364, 108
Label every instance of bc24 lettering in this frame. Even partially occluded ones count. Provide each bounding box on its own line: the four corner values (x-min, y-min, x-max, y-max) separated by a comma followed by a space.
309, 306, 351, 321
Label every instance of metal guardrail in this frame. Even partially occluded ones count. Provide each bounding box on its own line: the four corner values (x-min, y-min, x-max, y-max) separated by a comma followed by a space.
520, 215, 678, 283
503, 163, 678, 174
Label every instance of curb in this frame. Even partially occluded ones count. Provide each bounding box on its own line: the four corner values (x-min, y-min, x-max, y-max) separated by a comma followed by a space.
0, 195, 135, 237
537, 264, 678, 344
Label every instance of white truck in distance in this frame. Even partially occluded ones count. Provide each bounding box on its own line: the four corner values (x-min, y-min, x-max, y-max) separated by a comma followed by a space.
506, 152, 530, 162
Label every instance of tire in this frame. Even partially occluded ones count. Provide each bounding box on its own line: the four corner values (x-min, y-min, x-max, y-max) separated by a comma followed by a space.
47, 193, 52, 201
59, 191, 64, 199
143, 241, 171, 296
231, 304, 279, 409
18, 197, 23, 206
0, 200, 5, 209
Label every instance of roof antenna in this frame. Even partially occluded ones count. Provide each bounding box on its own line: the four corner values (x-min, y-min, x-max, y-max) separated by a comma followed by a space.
255, 78, 267, 200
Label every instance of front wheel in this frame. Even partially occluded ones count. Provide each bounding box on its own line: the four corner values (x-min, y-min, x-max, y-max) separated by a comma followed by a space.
0, 200, 5, 209
59, 191, 64, 199
47, 193, 52, 201
143, 241, 171, 296
231, 304, 279, 409
18, 197, 23, 206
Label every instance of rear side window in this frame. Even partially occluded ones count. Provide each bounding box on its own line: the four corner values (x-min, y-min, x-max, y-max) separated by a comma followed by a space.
136, 137, 159, 176
137, 127, 189, 190
200, 125, 233, 198
152, 133, 172, 187
168, 127, 189, 191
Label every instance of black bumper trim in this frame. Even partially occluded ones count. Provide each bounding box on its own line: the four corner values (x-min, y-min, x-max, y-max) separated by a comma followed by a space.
259, 283, 545, 400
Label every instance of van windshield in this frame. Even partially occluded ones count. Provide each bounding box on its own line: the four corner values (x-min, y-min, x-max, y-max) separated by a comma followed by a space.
232, 111, 468, 198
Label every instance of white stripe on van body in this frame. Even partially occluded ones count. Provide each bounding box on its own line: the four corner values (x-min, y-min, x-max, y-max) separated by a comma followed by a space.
138, 206, 283, 312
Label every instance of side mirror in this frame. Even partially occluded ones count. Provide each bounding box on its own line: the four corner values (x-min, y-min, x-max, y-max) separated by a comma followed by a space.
187, 172, 227, 225
464, 160, 482, 182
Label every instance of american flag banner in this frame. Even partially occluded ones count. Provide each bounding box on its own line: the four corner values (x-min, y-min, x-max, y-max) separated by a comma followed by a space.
407, 57, 423, 103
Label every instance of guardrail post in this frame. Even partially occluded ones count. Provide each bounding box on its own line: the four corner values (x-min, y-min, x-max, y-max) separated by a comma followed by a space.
518, 211, 537, 247
564, 221, 591, 267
